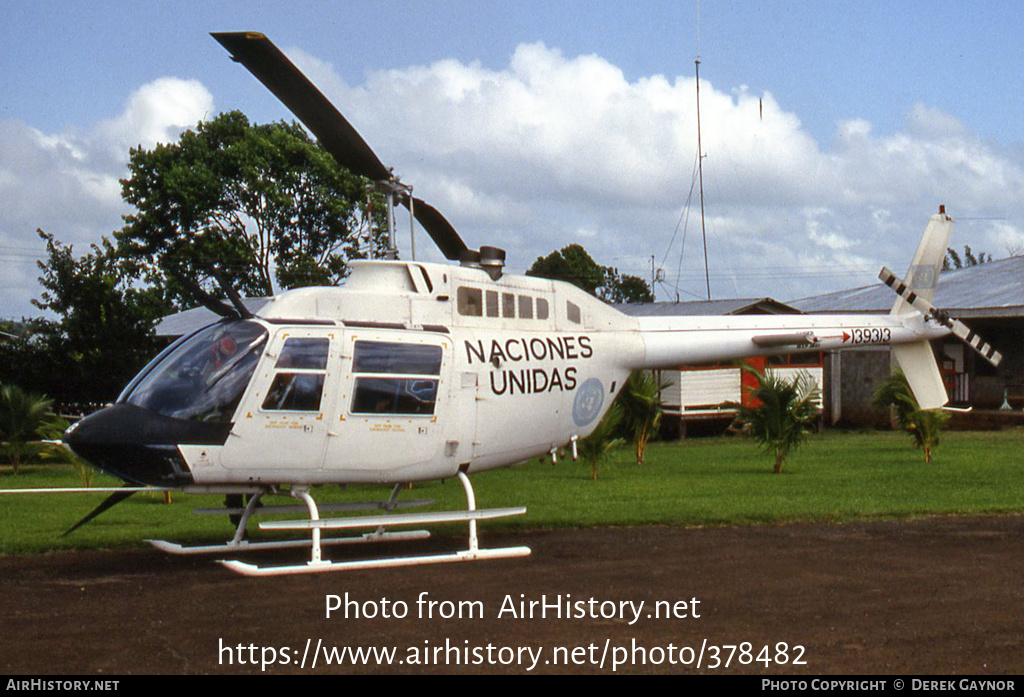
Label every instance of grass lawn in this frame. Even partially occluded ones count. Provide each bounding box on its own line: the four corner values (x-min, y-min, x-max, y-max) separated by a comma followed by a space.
1, 428, 1022, 554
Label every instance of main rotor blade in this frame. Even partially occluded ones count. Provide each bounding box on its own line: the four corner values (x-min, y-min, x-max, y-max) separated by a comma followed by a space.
211, 31, 390, 181
212, 32, 471, 261
404, 196, 468, 260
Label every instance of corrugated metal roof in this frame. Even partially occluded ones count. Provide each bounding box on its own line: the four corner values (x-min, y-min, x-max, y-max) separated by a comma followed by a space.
790, 256, 1024, 317
615, 297, 802, 317
155, 297, 272, 337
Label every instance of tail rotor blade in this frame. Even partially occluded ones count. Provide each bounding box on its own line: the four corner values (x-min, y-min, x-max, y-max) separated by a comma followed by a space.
945, 317, 1003, 367
880, 266, 1003, 367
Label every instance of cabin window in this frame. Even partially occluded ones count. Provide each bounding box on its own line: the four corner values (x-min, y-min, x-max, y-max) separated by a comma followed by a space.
536, 298, 550, 320
567, 301, 581, 324
262, 373, 326, 411
262, 336, 330, 411
352, 378, 439, 415
486, 290, 499, 317
457, 287, 483, 316
352, 341, 442, 375
502, 293, 516, 318
350, 341, 442, 416
518, 295, 534, 319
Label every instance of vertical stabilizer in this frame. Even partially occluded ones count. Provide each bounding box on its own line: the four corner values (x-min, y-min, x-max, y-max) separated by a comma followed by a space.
890, 207, 953, 316
891, 342, 948, 410
885, 206, 953, 409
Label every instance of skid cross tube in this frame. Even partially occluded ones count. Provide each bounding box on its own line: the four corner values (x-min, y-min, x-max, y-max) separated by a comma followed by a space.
147, 487, 432, 556
217, 471, 531, 576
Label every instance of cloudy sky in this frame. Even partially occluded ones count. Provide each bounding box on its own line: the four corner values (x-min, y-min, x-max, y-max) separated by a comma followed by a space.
2, 0, 1023, 318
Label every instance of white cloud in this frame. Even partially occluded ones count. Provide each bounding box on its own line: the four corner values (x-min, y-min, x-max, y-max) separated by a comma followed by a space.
92, 77, 214, 164
5, 43, 1024, 316
987, 221, 1024, 257
0, 78, 213, 317
291, 43, 1023, 301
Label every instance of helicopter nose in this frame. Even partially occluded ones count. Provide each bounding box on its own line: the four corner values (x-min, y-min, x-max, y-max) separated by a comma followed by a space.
64, 403, 230, 487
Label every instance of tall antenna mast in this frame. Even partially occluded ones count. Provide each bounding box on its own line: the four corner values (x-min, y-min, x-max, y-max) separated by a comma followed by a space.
695, 3, 710, 299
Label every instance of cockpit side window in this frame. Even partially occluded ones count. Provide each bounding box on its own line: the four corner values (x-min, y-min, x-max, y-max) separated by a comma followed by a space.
262, 337, 330, 412
124, 320, 268, 423
350, 341, 442, 416
275, 337, 329, 370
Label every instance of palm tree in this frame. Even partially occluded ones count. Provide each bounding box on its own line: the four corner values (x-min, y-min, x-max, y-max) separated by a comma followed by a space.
577, 402, 625, 481
872, 369, 949, 463
0, 382, 61, 475
729, 366, 820, 474
617, 370, 669, 465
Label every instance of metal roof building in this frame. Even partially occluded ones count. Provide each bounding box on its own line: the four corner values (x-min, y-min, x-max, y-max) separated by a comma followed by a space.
614, 297, 802, 318
155, 298, 271, 338
790, 256, 1024, 319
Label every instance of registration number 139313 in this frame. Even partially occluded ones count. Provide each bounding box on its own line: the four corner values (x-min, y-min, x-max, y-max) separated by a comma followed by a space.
850, 327, 891, 344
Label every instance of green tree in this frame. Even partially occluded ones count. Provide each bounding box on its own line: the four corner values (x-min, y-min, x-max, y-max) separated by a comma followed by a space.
943, 245, 992, 270
0, 382, 63, 475
728, 367, 820, 474
872, 369, 950, 463
527, 244, 606, 296
616, 370, 668, 465
0, 231, 169, 405
116, 110, 385, 304
601, 268, 655, 304
527, 244, 653, 303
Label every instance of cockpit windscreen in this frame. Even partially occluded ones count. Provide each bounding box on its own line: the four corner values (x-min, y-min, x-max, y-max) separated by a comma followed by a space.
123, 321, 268, 422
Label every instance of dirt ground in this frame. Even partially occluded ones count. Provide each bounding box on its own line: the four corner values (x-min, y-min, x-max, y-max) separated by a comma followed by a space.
1, 516, 1022, 675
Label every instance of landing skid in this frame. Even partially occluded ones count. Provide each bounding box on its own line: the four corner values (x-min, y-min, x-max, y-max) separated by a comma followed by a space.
217, 472, 530, 576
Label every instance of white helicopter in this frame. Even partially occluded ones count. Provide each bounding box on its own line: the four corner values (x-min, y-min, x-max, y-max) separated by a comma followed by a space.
13, 33, 1002, 577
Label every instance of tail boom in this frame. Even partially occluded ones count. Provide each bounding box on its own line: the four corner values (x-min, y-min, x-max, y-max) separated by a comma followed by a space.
634, 313, 950, 370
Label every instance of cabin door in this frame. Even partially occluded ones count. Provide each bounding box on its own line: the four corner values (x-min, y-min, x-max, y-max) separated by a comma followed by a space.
220, 326, 339, 473
322, 330, 457, 481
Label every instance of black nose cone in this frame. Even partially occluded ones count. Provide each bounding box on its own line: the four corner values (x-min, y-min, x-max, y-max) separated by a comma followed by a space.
64, 403, 231, 486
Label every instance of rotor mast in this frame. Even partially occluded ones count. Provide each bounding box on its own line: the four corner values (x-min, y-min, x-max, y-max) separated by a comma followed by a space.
368, 178, 414, 260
